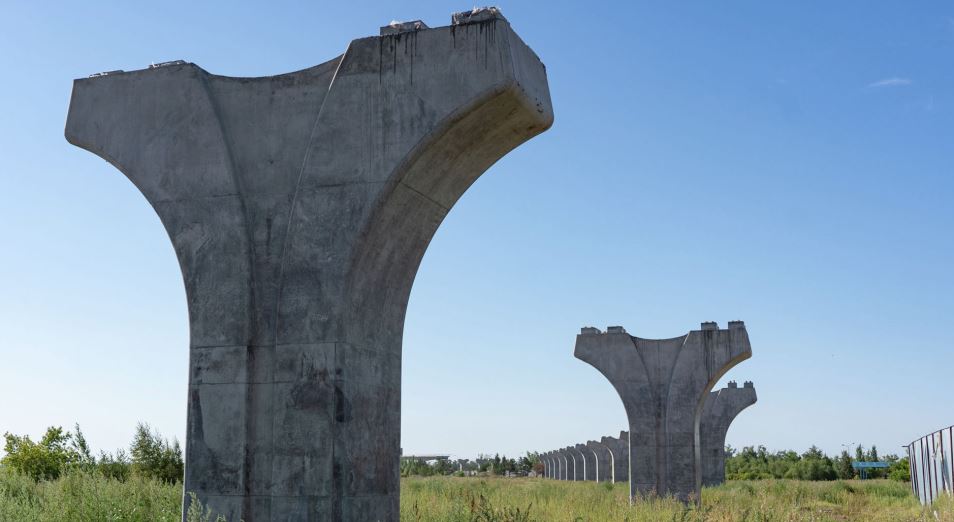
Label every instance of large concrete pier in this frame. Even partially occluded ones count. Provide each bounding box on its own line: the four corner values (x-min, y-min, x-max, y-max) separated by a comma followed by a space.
574, 322, 752, 502
65, 9, 552, 521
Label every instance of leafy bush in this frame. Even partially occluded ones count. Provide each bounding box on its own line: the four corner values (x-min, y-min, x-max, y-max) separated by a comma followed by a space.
2, 422, 181, 484
97, 449, 132, 482
2, 426, 79, 482
888, 457, 911, 482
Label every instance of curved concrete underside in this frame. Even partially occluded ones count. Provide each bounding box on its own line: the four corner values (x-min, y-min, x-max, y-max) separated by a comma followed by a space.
700, 382, 757, 486
65, 11, 552, 522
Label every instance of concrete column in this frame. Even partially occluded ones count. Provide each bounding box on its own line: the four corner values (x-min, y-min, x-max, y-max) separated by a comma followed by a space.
587, 440, 613, 483
575, 322, 752, 502
601, 432, 629, 483
559, 448, 570, 480
65, 10, 552, 522
564, 447, 582, 481
700, 381, 757, 487
576, 443, 596, 481
570, 445, 587, 481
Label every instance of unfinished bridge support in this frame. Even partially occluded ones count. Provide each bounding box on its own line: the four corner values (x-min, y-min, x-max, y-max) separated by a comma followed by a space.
586, 441, 612, 482
546, 452, 556, 479
700, 381, 757, 486
576, 443, 596, 481
555, 450, 569, 480
65, 9, 552, 521
575, 322, 752, 502
566, 446, 584, 481
601, 432, 629, 483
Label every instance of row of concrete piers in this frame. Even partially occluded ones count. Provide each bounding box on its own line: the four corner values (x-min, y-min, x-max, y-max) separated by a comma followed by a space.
538, 322, 757, 502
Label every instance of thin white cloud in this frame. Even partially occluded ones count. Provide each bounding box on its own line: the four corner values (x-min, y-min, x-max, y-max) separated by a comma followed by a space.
868, 77, 912, 88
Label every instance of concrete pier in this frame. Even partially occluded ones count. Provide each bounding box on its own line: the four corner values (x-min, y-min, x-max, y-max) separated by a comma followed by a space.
575, 322, 752, 502
586, 440, 612, 482
556, 450, 569, 480
576, 443, 596, 481
566, 446, 584, 481
65, 9, 552, 521
700, 381, 757, 486
601, 432, 629, 483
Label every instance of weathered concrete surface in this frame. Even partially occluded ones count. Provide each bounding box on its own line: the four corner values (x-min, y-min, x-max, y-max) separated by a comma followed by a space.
576, 443, 596, 481
587, 440, 612, 482
700, 381, 757, 487
575, 322, 752, 502
602, 432, 629, 483
65, 10, 552, 522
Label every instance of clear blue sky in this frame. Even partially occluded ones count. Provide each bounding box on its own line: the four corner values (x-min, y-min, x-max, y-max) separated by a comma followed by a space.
1, 1, 952, 462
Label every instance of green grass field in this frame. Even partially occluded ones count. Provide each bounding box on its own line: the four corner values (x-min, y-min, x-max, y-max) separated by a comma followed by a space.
2, 469, 952, 521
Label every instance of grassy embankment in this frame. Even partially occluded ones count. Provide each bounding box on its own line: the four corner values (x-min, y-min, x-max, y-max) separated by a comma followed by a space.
2, 468, 951, 521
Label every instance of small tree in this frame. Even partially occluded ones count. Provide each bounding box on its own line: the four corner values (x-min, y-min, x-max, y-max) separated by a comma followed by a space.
130, 422, 183, 483
98, 449, 132, 481
836, 450, 854, 479
71, 423, 95, 469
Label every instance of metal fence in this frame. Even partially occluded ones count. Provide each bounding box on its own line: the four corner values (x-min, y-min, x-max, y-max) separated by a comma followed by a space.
907, 424, 954, 505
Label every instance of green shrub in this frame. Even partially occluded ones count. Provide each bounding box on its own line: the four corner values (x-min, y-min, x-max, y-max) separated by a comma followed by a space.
2, 426, 78, 482
130, 423, 183, 484
888, 457, 911, 482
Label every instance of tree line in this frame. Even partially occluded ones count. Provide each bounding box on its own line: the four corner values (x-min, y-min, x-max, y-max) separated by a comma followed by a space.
2, 423, 183, 483
725, 445, 910, 481
401, 453, 541, 477
4, 424, 913, 485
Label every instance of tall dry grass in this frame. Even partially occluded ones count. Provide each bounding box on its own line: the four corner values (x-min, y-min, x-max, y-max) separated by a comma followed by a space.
3, 468, 951, 521
401, 476, 954, 522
